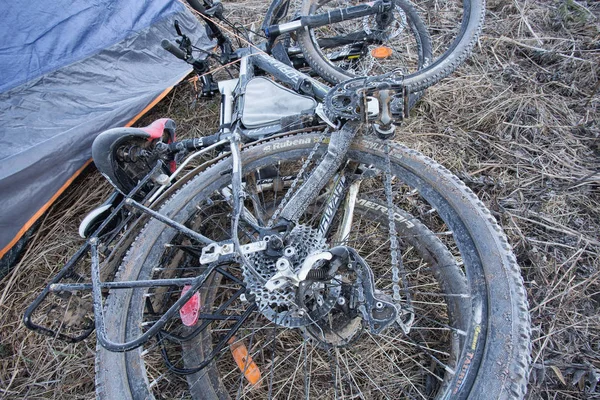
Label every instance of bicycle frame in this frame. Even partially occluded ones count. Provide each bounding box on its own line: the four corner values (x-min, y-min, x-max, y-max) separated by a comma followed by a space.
23, 42, 363, 354
22, 0, 523, 395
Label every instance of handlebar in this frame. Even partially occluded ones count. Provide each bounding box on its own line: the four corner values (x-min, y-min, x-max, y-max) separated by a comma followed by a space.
161, 39, 187, 60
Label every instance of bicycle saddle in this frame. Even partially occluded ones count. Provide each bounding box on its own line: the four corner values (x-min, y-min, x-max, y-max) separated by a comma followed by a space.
92, 118, 176, 196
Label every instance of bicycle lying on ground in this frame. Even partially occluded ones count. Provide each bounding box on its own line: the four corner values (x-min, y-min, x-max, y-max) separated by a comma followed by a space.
25, 0, 531, 398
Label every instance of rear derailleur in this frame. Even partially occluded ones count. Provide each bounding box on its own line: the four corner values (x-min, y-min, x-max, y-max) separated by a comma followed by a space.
292, 246, 400, 336
259, 242, 413, 347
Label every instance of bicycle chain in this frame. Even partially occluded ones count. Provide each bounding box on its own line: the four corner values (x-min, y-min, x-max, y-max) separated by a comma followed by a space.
383, 142, 409, 304
384, 142, 406, 301
267, 128, 329, 227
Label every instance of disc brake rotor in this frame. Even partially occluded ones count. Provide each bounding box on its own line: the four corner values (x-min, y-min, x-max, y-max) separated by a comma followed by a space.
244, 225, 340, 328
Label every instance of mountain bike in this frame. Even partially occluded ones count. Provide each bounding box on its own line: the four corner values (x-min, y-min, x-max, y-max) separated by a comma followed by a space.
181, 0, 432, 100
25, 0, 532, 398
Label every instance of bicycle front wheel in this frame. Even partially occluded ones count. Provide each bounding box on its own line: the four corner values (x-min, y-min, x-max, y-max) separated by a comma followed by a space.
297, 0, 432, 85
298, 0, 486, 94
96, 131, 530, 399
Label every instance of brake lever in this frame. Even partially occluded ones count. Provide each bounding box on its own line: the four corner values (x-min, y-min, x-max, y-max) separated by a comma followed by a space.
172, 20, 194, 58
174, 20, 183, 36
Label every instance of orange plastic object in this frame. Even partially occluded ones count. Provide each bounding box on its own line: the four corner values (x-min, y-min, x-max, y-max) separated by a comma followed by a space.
179, 285, 201, 327
371, 46, 393, 59
228, 337, 261, 385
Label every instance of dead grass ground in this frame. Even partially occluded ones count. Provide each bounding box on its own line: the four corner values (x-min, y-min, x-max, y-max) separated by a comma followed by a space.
1, 0, 599, 398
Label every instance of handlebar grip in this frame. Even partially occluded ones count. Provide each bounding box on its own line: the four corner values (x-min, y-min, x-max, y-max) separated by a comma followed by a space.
161, 39, 187, 60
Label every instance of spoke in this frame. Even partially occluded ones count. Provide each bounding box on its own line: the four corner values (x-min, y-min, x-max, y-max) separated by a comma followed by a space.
303, 340, 310, 400
272, 341, 306, 399
376, 333, 448, 380
410, 300, 448, 306
305, 185, 335, 227
203, 210, 232, 238
165, 244, 203, 258
256, 168, 269, 224
245, 173, 267, 226
363, 331, 429, 400
234, 325, 311, 398
235, 312, 262, 400
407, 308, 467, 337
327, 347, 339, 400
353, 221, 383, 251
274, 161, 280, 215
147, 328, 221, 393
363, 236, 390, 260
285, 341, 306, 399
337, 347, 369, 399
268, 325, 277, 400
411, 291, 470, 299
381, 331, 455, 375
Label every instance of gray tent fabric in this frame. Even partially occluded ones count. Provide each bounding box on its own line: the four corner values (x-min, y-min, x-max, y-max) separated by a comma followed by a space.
0, 1, 214, 259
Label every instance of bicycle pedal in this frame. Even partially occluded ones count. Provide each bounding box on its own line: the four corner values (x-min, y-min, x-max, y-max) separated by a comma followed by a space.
179, 285, 201, 326
373, 123, 395, 140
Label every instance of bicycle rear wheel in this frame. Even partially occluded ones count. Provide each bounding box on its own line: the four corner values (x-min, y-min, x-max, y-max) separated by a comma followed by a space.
96, 131, 530, 399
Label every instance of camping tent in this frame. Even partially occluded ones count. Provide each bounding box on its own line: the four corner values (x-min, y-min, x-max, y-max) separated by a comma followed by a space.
0, 0, 213, 266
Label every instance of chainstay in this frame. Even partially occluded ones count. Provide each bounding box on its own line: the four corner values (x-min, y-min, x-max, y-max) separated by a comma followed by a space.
267, 128, 330, 227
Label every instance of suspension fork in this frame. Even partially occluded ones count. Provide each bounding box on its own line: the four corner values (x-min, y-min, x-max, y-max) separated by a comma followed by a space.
332, 179, 362, 245
317, 163, 363, 243
265, 0, 393, 38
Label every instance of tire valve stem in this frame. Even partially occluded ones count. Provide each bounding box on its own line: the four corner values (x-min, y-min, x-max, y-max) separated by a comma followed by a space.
228, 336, 261, 386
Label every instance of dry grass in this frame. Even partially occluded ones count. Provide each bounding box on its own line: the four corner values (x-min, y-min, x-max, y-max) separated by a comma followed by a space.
1, 0, 599, 398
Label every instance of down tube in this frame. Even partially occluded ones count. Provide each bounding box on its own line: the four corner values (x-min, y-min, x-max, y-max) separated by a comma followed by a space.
251, 52, 330, 101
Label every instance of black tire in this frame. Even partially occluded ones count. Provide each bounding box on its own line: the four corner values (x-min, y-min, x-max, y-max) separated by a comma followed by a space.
96, 132, 530, 399
299, 0, 486, 94
297, 0, 433, 86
